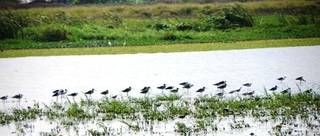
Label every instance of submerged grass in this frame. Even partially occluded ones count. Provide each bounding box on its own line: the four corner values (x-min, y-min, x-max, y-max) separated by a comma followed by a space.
1, 88, 319, 135
0, 38, 319, 58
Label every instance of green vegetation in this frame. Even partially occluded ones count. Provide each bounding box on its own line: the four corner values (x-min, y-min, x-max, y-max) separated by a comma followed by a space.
0, 1, 319, 52
0, 38, 319, 58
1, 88, 319, 135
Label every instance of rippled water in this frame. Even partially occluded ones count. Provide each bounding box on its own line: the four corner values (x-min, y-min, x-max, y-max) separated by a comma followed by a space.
0, 46, 320, 135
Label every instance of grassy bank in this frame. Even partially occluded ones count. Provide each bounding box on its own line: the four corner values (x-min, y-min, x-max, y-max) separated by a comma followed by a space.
1, 1, 320, 50
0, 38, 319, 58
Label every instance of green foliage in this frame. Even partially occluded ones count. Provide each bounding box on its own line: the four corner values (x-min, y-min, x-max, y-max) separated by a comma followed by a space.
65, 104, 86, 118
40, 26, 67, 42
99, 100, 135, 114
176, 22, 193, 31
153, 22, 170, 31
87, 123, 109, 136
143, 110, 168, 121
162, 32, 179, 40
120, 121, 140, 131
0, 10, 27, 39
155, 94, 183, 101
175, 122, 191, 134
104, 12, 123, 27
207, 4, 254, 29
0, 3, 319, 50
168, 106, 190, 116
0, 89, 319, 135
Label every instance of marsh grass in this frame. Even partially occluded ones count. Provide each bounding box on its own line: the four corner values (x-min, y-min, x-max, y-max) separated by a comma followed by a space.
155, 93, 183, 101
1, 83, 320, 135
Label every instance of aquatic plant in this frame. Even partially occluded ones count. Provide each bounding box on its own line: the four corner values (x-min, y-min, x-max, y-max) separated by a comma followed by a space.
155, 94, 183, 101
0, 87, 319, 135
120, 121, 141, 132
175, 122, 191, 134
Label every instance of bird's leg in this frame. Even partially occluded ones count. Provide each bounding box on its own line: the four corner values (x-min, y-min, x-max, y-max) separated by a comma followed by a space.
18, 99, 21, 109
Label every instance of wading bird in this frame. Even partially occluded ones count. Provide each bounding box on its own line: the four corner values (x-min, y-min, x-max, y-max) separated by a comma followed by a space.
177, 114, 186, 119
0, 95, 8, 102
230, 87, 242, 94
277, 76, 286, 83
140, 86, 151, 96
243, 91, 255, 96
101, 90, 109, 97
111, 95, 117, 99
170, 88, 179, 93
60, 89, 68, 102
0, 95, 8, 109
281, 87, 291, 94
122, 87, 131, 96
229, 90, 236, 94
84, 88, 95, 98
52, 91, 60, 97
243, 83, 252, 87
108, 40, 112, 47
61, 89, 67, 96
155, 103, 162, 107
236, 87, 242, 92
12, 94, 23, 100
269, 85, 278, 91
296, 76, 306, 82
305, 89, 312, 93
68, 92, 78, 102
52, 91, 60, 102
216, 91, 224, 97
165, 86, 174, 90
68, 92, 78, 97
12, 94, 23, 107
247, 90, 255, 96
53, 89, 60, 94
213, 81, 226, 86
196, 87, 206, 95
217, 83, 227, 90
157, 84, 166, 93
182, 83, 193, 93
179, 82, 189, 86
53, 89, 67, 102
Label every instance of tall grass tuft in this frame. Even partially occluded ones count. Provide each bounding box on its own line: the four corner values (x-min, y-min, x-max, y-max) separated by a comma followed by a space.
207, 4, 254, 30
0, 10, 27, 39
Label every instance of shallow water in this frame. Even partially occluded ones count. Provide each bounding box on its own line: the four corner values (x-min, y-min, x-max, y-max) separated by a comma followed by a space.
0, 46, 320, 135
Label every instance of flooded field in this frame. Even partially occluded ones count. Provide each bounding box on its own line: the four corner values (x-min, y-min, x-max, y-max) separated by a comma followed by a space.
0, 46, 319, 135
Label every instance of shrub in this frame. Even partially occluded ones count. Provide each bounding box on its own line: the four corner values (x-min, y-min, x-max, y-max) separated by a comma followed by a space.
0, 10, 27, 40
154, 22, 170, 31
40, 26, 67, 42
162, 32, 178, 40
207, 4, 254, 30
176, 22, 193, 31
104, 12, 123, 27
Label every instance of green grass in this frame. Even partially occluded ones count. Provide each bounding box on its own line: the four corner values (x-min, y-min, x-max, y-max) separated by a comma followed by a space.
0, 38, 319, 58
1, 89, 319, 135
1, 2, 319, 51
